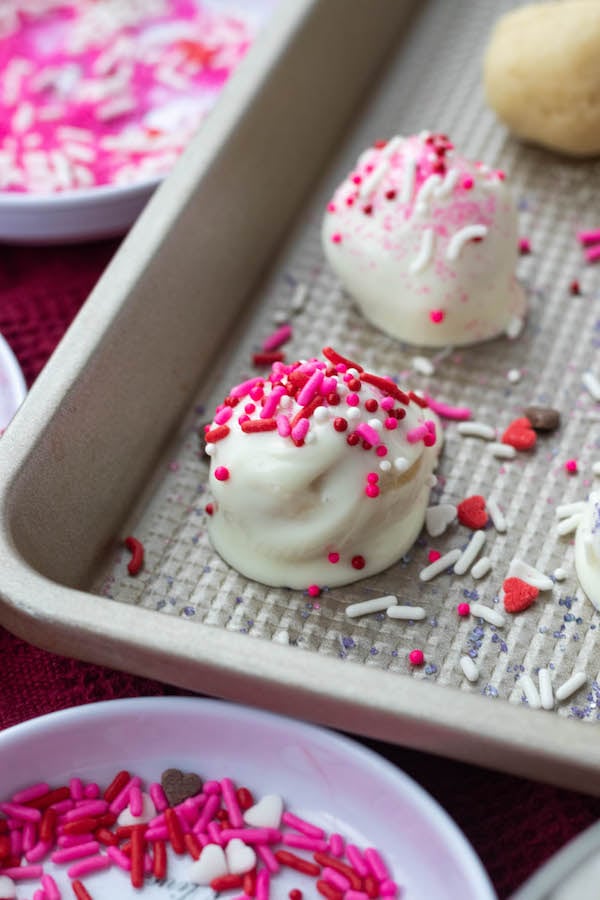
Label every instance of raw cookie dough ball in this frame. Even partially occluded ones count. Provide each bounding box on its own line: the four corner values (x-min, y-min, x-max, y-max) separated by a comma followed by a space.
575, 491, 600, 610
205, 347, 443, 589
322, 132, 525, 348
484, 1, 600, 157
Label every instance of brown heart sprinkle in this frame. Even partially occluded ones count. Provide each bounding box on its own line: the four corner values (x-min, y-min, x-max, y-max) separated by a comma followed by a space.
161, 768, 203, 807
523, 406, 561, 432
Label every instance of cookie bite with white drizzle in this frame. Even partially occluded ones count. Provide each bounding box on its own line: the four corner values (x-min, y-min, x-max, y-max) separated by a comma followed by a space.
322, 132, 526, 347
204, 347, 442, 589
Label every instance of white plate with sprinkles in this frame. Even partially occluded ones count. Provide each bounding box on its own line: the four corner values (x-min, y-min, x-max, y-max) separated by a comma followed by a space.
0, 0, 276, 243
0, 696, 496, 899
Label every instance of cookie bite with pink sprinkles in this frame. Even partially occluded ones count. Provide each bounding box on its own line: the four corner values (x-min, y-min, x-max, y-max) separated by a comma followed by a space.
322, 132, 526, 347
204, 347, 442, 589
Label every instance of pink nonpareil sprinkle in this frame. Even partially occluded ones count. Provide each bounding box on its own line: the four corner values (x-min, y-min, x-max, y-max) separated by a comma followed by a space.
577, 227, 600, 245
565, 459, 578, 474
518, 237, 531, 254
585, 244, 600, 263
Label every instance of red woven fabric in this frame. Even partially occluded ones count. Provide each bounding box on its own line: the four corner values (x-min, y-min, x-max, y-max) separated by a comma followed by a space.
1, 239, 599, 898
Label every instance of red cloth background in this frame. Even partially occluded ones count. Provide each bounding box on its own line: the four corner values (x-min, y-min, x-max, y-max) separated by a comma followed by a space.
1, 239, 599, 898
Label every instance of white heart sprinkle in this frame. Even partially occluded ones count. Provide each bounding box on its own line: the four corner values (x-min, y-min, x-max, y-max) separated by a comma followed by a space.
0, 876, 16, 898
243, 793, 283, 829
225, 838, 256, 875
188, 844, 228, 885
117, 791, 156, 826
425, 503, 457, 537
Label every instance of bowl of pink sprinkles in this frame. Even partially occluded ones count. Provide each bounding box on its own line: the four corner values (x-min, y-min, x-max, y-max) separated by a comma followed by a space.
0, 0, 270, 242
0, 697, 496, 899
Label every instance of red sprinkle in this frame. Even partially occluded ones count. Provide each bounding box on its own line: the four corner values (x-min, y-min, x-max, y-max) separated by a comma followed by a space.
328, 552, 340, 564
351, 555, 365, 570
71, 882, 93, 900
236, 787, 254, 811
205, 425, 230, 443
124, 536, 144, 576
307, 585, 321, 598
214, 466, 230, 482
518, 237, 531, 255
275, 850, 321, 876
152, 840, 167, 880
253, 351, 285, 367
241, 418, 278, 433
205, 503, 214, 516
316, 880, 343, 900
570, 280, 581, 295
130, 825, 145, 889
289, 891, 303, 900
164, 808, 185, 856
430, 309, 445, 324
103, 771, 130, 804
211, 874, 244, 891
322, 347, 363, 372
457, 602, 471, 617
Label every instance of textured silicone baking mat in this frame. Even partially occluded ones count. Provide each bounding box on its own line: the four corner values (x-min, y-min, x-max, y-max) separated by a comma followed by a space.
94, 0, 600, 723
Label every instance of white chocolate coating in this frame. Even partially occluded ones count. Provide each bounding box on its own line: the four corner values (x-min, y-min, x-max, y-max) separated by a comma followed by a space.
206, 350, 442, 589
575, 491, 600, 610
322, 132, 526, 348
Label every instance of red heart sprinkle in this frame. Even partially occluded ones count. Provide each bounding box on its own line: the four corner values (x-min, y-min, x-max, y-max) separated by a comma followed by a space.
501, 417, 537, 451
457, 495, 488, 530
503, 577, 539, 613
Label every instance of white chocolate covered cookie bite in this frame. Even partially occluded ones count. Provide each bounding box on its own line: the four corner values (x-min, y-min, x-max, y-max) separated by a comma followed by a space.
575, 492, 600, 610
322, 132, 525, 348
205, 347, 442, 589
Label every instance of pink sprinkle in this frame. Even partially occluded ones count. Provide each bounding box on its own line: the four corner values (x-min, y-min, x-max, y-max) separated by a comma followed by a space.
256, 844, 280, 873
409, 649, 425, 666
356, 423, 380, 445
518, 237, 531, 254
276, 414, 291, 437
260, 385, 285, 419
366, 472, 378, 484
297, 370, 324, 406
380, 879, 400, 897
430, 309, 445, 323
281, 834, 328, 853
50, 799, 74, 815
109, 775, 140, 815
255, 867, 270, 900
145, 826, 168, 841
41, 874, 61, 900
384, 417, 398, 430
12, 783, 50, 804
230, 377, 263, 399
33, 890, 45, 900
0, 803, 41, 823
10, 831, 22, 857
346, 393, 359, 407
428, 550, 441, 563
364, 847, 390, 881
214, 406, 233, 425
107, 845, 132, 871
129, 785, 143, 818
291, 418, 310, 442
207, 821, 223, 845
424, 396, 472, 421
308, 584, 321, 597
328, 552, 340, 564
220, 828, 281, 844
462, 176, 474, 190
0, 865, 43, 880
214, 465, 230, 481
351, 174, 362, 185
69, 778, 84, 801
67, 854, 112, 879
281, 811, 325, 839
323, 866, 351, 891
58, 834, 94, 848
585, 244, 600, 263
203, 781, 222, 795
263, 324, 292, 352
346, 893, 370, 900
331, 233, 342, 244
220, 778, 243, 828
565, 459, 578, 473
327, 202, 336, 212
249, 385, 264, 402
329, 833, 345, 857
64, 800, 108, 822
193, 794, 221, 834
457, 602, 471, 617
149, 783, 169, 813
577, 228, 600, 245
345, 845, 370, 878
365, 484, 379, 498
51, 841, 100, 864
380, 397, 394, 411
22, 821, 37, 853
376, 445, 388, 457
84, 783, 100, 799
25, 839, 52, 862
406, 424, 429, 444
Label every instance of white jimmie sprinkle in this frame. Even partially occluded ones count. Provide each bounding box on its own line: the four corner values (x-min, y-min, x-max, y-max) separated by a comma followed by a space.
471, 556, 493, 579
345, 595, 397, 618
386, 605, 426, 621
454, 530, 486, 575
520, 674, 542, 709
457, 421, 496, 440
419, 548, 461, 582
487, 498, 507, 533
489, 442, 516, 460
538, 668, 554, 710
555, 672, 587, 702
470, 602, 505, 628
446, 224, 488, 261
460, 656, 480, 683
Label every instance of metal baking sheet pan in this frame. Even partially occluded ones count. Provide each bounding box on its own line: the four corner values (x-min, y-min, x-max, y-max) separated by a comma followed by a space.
1, 0, 600, 793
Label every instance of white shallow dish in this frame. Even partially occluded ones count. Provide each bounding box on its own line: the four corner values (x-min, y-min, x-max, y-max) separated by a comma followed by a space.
0, 333, 26, 430
0, 177, 162, 245
0, 697, 496, 899
510, 821, 600, 900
